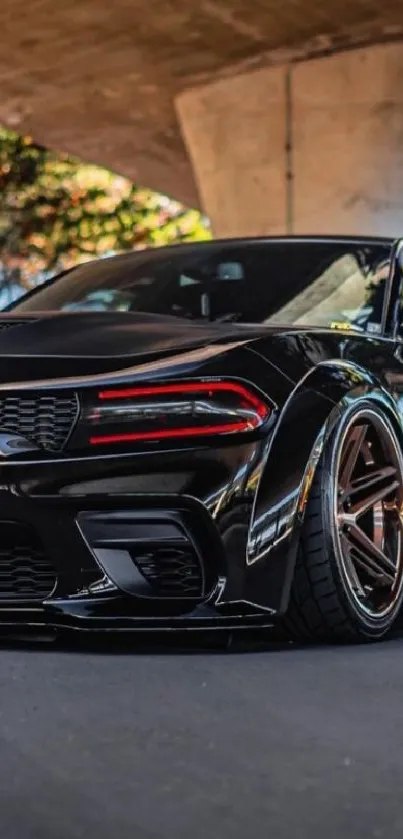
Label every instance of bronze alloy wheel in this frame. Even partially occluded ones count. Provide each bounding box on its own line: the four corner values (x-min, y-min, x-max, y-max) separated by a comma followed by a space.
283, 403, 403, 642
333, 409, 403, 621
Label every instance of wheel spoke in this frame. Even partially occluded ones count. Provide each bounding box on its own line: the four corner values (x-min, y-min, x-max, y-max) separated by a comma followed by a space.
350, 545, 395, 585
339, 424, 368, 491
350, 476, 399, 520
348, 465, 397, 499
372, 501, 385, 550
339, 534, 366, 596
349, 522, 396, 578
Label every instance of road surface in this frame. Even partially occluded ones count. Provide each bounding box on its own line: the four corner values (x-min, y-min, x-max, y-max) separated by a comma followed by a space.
0, 634, 402, 839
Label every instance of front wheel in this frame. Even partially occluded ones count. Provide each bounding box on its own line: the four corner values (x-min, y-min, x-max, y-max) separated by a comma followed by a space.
283, 403, 403, 643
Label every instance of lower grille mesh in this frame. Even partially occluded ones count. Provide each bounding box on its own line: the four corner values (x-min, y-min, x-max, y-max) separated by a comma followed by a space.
0, 522, 57, 600
131, 546, 204, 597
0, 392, 78, 452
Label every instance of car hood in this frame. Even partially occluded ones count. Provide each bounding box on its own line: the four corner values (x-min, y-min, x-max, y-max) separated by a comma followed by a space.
0, 311, 270, 383
0, 310, 352, 387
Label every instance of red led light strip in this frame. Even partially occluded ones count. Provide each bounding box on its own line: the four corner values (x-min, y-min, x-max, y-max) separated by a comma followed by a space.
89, 380, 269, 445
90, 421, 252, 446
98, 381, 268, 418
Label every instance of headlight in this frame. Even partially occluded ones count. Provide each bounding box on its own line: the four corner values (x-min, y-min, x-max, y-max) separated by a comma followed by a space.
83, 379, 271, 447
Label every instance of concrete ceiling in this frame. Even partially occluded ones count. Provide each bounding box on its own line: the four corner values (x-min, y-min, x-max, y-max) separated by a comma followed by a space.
1, 0, 402, 207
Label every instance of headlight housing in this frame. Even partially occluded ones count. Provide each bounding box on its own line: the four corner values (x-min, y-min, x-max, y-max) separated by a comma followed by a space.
82, 379, 271, 447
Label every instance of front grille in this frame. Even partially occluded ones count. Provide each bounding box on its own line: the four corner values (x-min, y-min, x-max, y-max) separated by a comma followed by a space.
0, 392, 78, 452
131, 545, 204, 597
0, 522, 57, 600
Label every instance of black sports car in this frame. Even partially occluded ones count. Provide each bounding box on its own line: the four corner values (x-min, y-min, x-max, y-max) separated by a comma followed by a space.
1, 234, 403, 642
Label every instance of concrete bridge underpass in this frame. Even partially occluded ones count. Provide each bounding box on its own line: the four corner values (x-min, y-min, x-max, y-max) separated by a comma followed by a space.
2, 0, 403, 236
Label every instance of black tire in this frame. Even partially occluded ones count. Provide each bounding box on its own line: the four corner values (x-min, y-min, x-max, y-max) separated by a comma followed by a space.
283, 403, 403, 643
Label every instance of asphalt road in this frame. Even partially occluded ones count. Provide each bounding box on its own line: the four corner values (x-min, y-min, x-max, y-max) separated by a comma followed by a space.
1, 634, 403, 839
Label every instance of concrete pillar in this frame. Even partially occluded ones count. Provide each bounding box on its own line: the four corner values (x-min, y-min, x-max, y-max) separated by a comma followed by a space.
176, 42, 403, 238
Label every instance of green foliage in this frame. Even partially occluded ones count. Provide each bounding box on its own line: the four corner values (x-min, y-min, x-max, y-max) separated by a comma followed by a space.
0, 127, 211, 288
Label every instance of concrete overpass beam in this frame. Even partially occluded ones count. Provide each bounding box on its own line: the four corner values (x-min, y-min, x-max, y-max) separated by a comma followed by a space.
177, 42, 403, 237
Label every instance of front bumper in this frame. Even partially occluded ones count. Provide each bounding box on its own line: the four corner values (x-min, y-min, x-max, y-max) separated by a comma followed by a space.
0, 438, 275, 633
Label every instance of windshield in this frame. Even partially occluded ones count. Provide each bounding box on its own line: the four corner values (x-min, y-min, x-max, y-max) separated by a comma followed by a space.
9, 239, 392, 332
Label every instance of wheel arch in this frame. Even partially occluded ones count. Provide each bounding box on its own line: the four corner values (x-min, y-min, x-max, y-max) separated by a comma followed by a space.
240, 360, 403, 614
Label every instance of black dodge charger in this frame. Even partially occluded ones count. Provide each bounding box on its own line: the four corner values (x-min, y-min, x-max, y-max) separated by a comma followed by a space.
1, 234, 403, 643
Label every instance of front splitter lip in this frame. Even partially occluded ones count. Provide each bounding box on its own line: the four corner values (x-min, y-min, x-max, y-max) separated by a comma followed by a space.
0, 602, 275, 634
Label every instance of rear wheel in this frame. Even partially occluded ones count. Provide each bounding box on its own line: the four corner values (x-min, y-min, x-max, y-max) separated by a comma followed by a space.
283, 403, 403, 643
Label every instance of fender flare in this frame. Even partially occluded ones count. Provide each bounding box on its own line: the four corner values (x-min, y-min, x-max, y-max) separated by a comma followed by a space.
241, 360, 403, 614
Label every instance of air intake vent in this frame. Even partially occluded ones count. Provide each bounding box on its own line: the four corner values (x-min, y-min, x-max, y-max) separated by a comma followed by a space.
0, 392, 79, 452
131, 545, 204, 597
0, 522, 57, 600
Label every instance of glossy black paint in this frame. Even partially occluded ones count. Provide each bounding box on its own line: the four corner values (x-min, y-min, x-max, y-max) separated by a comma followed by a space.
1, 235, 403, 632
